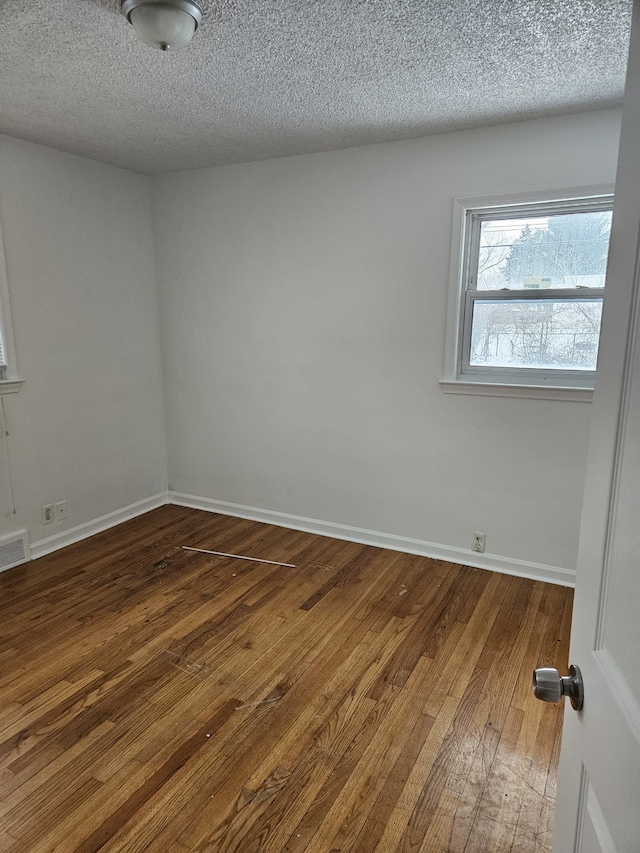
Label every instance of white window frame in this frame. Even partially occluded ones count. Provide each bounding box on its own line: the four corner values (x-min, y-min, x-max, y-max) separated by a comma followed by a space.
440, 184, 615, 402
0, 217, 22, 394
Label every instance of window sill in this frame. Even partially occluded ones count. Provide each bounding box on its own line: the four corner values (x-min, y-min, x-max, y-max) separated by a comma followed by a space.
0, 379, 25, 395
439, 379, 593, 402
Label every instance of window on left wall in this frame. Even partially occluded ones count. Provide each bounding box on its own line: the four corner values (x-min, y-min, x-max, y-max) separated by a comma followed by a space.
0, 319, 9, 381
0, 309, 21, 393
0, 221, 22, 393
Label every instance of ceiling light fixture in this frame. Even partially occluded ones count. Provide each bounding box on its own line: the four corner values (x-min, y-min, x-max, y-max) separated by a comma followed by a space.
121, 0, 203, 51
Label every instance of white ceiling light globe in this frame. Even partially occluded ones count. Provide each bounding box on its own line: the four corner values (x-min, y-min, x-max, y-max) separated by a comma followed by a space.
121, 1, 203, 52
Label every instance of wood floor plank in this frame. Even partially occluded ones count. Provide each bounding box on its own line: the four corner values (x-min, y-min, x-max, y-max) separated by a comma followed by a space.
174, 612, 412, 849
203, 624, 422, 853
174, 622, 407, 852
0, 506, 573, 853
97, 610, 399, 848
461, 703, 525, 853
423, 572, 510, 716
283, 655, 437, 853
0, 830, 17, 850
0, 720, 115, 812
74, 701, 239, 853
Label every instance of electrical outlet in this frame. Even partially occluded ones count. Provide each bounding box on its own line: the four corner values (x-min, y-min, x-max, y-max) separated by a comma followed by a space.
472, 532, 486, 553
43, 504, 54, 525
55, 501, 67, 521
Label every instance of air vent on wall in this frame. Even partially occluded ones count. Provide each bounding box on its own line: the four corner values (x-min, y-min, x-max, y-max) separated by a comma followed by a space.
0, 530, 29, 572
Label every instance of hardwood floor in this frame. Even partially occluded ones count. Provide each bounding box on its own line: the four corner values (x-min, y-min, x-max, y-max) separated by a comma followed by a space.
0, 505, 572, 852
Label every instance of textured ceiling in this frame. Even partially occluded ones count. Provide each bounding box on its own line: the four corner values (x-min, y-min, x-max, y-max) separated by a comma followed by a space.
0, 0, 632, 175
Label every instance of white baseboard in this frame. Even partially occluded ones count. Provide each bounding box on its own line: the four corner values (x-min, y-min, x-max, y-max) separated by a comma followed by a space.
168, 492, 576, 588
26, 488, 576, 588
30, 493, 169, 560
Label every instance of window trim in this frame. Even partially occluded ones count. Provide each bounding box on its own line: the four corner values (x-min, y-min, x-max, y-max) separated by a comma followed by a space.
441, 184, 615, 401
0, 212, 22, 395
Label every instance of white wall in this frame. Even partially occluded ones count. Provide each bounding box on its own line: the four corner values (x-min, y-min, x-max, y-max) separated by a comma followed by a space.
0, 134, 167, 551
153, 109, 622, 577
0, 111, 620, 576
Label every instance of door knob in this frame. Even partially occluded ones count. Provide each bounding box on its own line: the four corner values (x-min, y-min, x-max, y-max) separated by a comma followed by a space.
532, 664, 584, 711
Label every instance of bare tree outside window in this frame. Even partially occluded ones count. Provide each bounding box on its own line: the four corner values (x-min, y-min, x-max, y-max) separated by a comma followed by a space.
468, 208, 612, 373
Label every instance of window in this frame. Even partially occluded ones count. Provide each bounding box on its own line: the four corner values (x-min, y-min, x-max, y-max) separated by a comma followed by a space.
442, 187, 614, 400
0, 221, 21, 393
0, 328, 6, 381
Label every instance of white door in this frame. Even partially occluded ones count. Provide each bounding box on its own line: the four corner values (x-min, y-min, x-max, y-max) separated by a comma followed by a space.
551, 3, 640, 851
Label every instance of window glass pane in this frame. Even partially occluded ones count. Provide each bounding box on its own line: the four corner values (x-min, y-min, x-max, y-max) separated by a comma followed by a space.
0, 313, 6, 377
469, 299, 603, 371
476, 209, 612, 291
